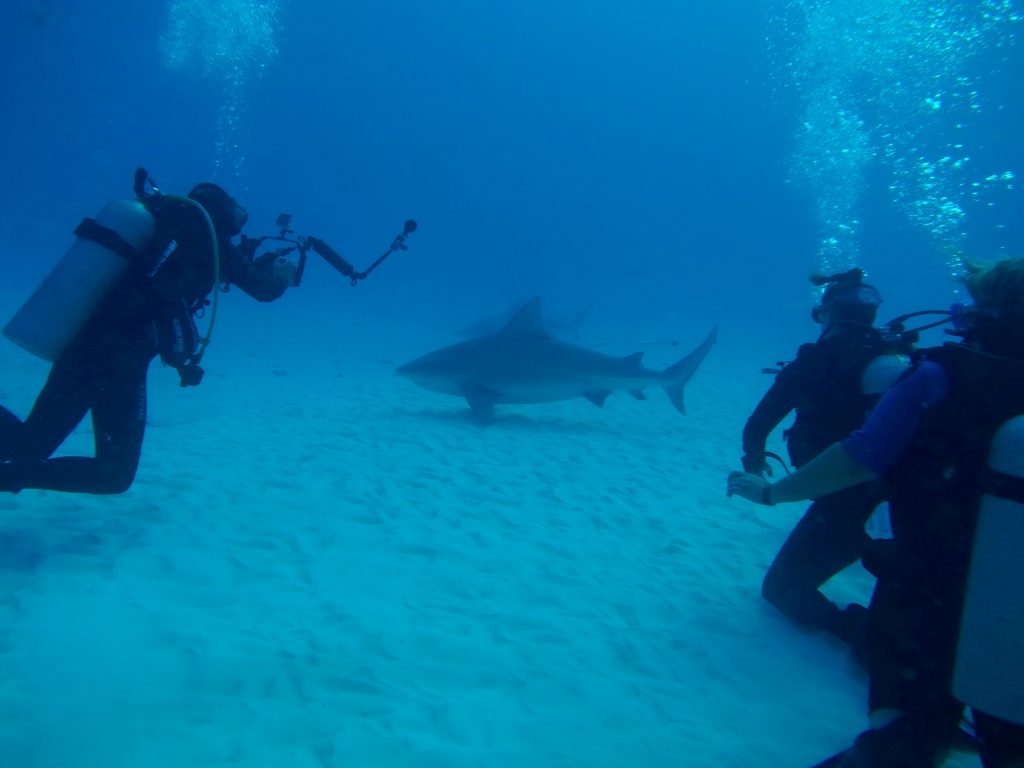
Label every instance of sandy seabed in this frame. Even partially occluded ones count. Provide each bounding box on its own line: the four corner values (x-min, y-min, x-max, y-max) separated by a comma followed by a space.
0, 292, 981, 768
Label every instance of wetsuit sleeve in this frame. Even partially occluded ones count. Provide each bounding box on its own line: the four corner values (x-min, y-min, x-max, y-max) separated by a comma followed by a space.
741, 363, 800, 464
220, 243, 290, 302
841, 360, 949, 474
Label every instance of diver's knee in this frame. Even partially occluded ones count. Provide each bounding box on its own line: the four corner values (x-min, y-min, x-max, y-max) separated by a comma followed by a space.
95, 464, 138, 495
761, 569, 788, 605
846, 715, 936, 768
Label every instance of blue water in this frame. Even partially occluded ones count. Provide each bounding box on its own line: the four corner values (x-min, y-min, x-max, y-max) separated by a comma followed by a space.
5, 1, 1017, 344
1, 3, 1023, 765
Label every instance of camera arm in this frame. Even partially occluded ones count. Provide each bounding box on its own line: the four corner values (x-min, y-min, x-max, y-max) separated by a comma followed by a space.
303, 219, 417, 287
244, 218, 417, 288
303, 236, 356, 284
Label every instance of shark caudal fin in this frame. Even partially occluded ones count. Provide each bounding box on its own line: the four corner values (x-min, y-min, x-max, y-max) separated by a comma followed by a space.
662, 327, 717, 415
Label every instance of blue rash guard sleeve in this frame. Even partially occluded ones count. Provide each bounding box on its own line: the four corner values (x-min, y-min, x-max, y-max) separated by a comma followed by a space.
841, 360, 950, 475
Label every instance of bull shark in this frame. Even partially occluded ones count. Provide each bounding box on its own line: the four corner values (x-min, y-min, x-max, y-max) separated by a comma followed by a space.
397, 297, 717, 420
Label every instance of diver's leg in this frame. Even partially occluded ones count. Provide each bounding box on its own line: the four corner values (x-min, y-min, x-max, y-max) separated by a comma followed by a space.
973, 710, 1024, 768
0, 338, 152, 494
809, 751, 849, 767
0, 405, 23, 460
827, 573, 965, 768
85, 347, 150, 493
9, 348, 94, 461
840, 713, 958, 768
806, 707, 963, 767
0, 350, 94, 492
761, 483, 877, 644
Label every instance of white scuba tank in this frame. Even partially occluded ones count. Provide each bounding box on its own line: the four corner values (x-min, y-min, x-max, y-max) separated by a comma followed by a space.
860, 356, 909, 548
861, 354, 911, 542
3, 199, 155, 361
861, 353, 911, 396
952, 414, 1024, 724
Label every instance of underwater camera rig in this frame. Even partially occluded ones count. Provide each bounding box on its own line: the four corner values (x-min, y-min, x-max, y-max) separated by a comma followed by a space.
131, 167, 417, 288
241, 213, 418, 288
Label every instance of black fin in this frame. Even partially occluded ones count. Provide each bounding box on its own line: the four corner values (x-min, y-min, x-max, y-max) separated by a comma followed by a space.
498, 297, 548, 338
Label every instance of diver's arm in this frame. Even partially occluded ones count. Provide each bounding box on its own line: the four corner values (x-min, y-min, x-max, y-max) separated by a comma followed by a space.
222, 244, 291, 302
774, 443, 876, 501
728, 360, 949, 506
740, 367, 798, 472
728, 443, 876, 506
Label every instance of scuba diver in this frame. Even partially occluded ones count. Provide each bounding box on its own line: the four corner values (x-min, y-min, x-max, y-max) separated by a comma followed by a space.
0, 171, 295, 494
740, 268, 914, 655
728, 258, 1024, 767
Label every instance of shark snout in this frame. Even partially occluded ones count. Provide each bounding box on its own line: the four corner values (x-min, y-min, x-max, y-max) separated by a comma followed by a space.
395, 355, 431, 377
394, 358, 436, 386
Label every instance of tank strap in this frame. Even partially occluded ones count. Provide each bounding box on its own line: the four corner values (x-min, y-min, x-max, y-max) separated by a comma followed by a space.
982, 469, 1024, 504
74, 217, 144, 263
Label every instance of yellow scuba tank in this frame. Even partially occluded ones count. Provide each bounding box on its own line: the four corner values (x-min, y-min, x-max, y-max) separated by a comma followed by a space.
3, 198, 155, 361
952, 414, 1024, 724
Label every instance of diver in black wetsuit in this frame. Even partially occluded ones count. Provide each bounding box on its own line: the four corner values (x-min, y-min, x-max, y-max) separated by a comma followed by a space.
0, 181, 293, 494
741, 269, 913, 651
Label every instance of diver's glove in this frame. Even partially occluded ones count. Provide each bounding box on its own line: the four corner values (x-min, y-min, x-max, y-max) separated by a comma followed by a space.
272, 255, 298, 286
253, 250, 298, 287
239, 234, 260, 261
741, 453, 773, 477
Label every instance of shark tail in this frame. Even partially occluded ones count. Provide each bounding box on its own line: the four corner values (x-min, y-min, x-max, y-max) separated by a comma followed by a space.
662, 327, 717, 415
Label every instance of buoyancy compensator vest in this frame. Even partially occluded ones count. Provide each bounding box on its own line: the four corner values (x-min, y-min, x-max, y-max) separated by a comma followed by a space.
883, 344, 1024, 724
783, 326, 913, 467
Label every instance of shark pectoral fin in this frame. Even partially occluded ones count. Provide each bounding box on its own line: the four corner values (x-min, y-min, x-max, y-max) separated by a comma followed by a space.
462, 384, 498, 420
583, 390, 612, 407
629, 390, 647, 401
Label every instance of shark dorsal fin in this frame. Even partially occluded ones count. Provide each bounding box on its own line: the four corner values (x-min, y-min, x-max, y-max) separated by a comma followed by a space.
623, 351, 644, 368
499, 296, 548, 338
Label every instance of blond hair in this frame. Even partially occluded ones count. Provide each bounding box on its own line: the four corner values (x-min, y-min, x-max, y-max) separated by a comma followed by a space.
962, 258, 1024, 310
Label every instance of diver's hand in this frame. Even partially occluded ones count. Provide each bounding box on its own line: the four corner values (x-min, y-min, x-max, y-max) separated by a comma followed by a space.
239, 234, 260, 260
741, 454, 773, 478
273, 256, 299, 286
726, 471, 774, 506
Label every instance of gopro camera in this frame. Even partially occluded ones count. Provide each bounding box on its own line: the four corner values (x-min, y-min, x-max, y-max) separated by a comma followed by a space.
276, 213, 294, 237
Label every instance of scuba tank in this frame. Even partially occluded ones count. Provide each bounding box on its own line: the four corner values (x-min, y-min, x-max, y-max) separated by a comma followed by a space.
3, 198, 155, 361
952, 414, 1024, 725
861, 353, 911, 395
859, 354, 911, 541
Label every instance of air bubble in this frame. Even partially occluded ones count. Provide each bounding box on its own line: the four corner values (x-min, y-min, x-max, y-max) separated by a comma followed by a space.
769, 0, 1020, 272
160, 0, 283, 178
